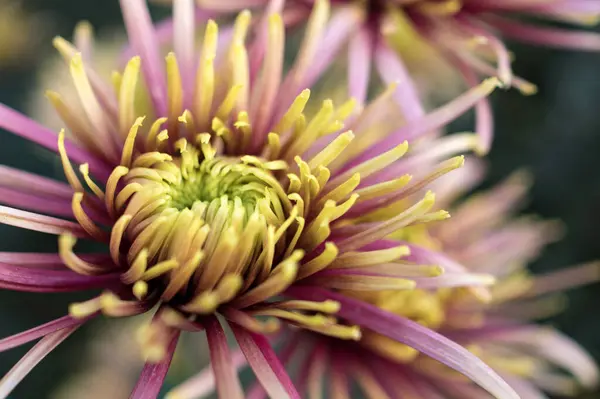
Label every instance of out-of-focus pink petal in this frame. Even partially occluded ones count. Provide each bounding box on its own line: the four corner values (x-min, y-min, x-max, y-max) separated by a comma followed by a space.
0, 314, 95, 352
353, 78, 498, 163
0, 206, 87, 237
205, 317, 244, 399
348, 25, 372, 105
375, 40, 425, 121
0, 253, 107, 269
166, 348, 247, 399
0, 325, 80, 398
288, 287, 520, 399
0, 165, 73, 199
497, 327, 599, 389
119, 0, 167, 117
0, 105, 110, 180
501, 373, 549, 399
231, 324, 300, 399
0, 263, 120, 293
173, 0, 196, 107
0, 188, 75, 219
130, 331, 180, 399
302, 5, 365, 91
485, 15, 600, 51
197, 0, 269, 11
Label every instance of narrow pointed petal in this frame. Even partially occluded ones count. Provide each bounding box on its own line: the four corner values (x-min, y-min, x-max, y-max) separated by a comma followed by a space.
0, 263, 120, 293
0, 315, 93, 352
120, 0, 167, 116
0, 325, 79, 399
231, 324, 300, 399
0, 105, 110, 180
130, 331, 180, 399
205, 317, 244, 399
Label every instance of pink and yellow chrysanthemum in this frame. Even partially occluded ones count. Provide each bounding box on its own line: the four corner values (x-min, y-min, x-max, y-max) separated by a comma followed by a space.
0, 0, 523, 398
242, 161, 598, 399
188, 0, 600, 154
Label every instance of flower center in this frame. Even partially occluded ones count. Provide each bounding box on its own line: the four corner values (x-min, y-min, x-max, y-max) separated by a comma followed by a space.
107, 138, 297, 312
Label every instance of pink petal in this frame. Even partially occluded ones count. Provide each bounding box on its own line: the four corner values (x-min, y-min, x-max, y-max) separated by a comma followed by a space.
287, 287, 520, 399
166, 349, 247, 399
205, 317, 244, 399
0, 206, 87, 237
347, 25, 372, 105
0, 263, 120, 292
0, 165, 73, 199
173, 0, 196, 106
130, 331, 180, 399
0, 105, 110, 180
501, 374, 548, 399
302, 6, 364, 91
230, 324, 300, 399
196, 0, 268, 11
0, 253, 107, 269
485, 15, 600, 51
0, 325, 80, 398
0, 315, 94, 352
375, 40, 425, 121
120, 0, 167, 117
0, 188, 75, 219
353, 78, 498, 163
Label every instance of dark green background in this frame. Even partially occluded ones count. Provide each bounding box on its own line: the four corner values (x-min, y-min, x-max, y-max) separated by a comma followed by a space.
1, 1, 600, 398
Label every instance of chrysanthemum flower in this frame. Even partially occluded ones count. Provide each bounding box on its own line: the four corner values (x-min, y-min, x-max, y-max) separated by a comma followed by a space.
189, 0, 600, 154
0, 0, 525, 398
250, 161, 599, 398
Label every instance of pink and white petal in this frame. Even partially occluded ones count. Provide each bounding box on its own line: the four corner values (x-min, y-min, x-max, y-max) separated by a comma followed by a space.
0, 206, 87, 237
205, 317, 244, 399
0, 188, 75, 219
485, 15, 600, 51
0, 253, 108, 269
0, 314, 95, 352
287, 287, 520, 399
500, 327, 599, 389
412, 273, 496, 289
375, 40, 425, 122
347, 25, 373, 105
353, 78, 498, 163
0, 105, 110, 180
173, 0, 196, 106
166, 349, 247, 399
0, 263, 120, 293
196, 0, 269, 11
231, 324, 300, 399
247, 0, 286, 88
0, 325, 80, 398
120, 0, 167, 117
453, 55, 494, 154
501, 373, 549, 399
0, 165, 73, 199
302, 5, 365, 91
130, 331, 181, 399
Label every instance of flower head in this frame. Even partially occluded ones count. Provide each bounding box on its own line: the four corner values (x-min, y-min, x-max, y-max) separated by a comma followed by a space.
0, 0, 516, 397
191, 0, 600, 153
274, 161, 600, 398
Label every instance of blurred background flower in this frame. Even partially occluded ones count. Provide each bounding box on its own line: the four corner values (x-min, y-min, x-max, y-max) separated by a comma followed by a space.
0, 1, 49, 70
0, 1, 599, 398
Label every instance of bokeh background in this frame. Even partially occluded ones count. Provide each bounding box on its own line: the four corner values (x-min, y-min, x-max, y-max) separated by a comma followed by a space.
0, 1, 600, 398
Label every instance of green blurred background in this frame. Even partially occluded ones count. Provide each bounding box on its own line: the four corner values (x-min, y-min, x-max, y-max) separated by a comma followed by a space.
1, 1, 600, 398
